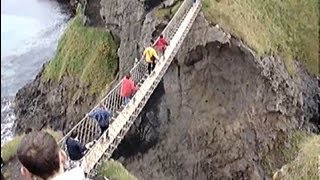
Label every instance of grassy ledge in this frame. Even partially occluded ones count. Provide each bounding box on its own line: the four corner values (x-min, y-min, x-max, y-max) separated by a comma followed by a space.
99, 159, 137, 180
1, 129, 62, 163
273, 135, 320, 179
260, 131, 308, 175
203, 0, 319, 75
42, 7, 119, 94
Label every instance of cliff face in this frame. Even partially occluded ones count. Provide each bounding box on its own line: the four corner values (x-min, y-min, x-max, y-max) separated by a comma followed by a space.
100, 0, 167, 77
109, 10, 319, 180
14, 67, 97, 134
13, 5, 119, 134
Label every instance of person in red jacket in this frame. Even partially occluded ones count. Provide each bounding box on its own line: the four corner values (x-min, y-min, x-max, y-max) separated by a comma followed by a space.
120, 73, 139, 106
154, 34, 169, 56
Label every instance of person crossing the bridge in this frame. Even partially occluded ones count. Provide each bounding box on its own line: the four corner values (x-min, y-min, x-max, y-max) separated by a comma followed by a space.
143, 40, 160, 75
66, 131, 94, 163
154, 34, 169, 57
120, 72, 139, 106
17, 131, 86, 180
87, 103, 112, 141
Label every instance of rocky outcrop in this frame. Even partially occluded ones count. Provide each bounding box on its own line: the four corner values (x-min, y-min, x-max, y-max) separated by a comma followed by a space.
100, 0, 144, 77
100, 0, 168, 77
13, 65, 98, 134
113, 12, 320, 179
13, 0, 119, 135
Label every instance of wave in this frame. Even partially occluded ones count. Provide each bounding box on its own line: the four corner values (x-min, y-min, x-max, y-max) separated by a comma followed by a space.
1, 14, 68, 59
1, 0, 70, 145
1, 97, 15, 146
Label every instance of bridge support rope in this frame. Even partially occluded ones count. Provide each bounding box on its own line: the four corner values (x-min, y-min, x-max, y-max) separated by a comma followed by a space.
58, 0, 202, 176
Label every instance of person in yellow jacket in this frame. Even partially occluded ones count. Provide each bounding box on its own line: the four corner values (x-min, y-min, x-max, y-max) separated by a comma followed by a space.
143, 40, 160, 75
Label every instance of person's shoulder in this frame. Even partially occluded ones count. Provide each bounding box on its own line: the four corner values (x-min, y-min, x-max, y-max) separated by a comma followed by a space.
66, 137, 75, 144
53, 167, 86, 180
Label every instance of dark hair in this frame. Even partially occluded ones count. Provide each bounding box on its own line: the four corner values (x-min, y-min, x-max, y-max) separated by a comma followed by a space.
160, 34, 163, 38
70, 131, 78, 139
125, 72, 131, 79
17, 131, 60, 179
151, 39, 154, 44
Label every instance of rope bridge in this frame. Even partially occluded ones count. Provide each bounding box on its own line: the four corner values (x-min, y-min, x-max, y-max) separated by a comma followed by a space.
58, 0, 202, 176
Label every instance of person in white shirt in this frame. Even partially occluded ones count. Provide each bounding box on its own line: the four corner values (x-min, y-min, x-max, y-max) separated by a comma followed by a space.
17, 131, 86, 180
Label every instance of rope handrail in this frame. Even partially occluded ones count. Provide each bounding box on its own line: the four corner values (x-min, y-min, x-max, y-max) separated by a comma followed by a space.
58, 0, 193, 148
58, 1, 200, 175
81, 1, 202, 175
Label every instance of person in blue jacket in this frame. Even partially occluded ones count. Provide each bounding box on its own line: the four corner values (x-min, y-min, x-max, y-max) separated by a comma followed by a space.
87, 103, 112, 140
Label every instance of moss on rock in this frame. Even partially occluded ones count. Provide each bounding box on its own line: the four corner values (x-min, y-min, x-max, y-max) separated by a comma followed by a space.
99, 159, 137, 180
43, 9, 119, 95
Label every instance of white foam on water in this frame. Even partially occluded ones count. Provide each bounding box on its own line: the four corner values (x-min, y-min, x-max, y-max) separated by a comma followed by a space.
1, 0, 69, 144
1, 98, 15, 146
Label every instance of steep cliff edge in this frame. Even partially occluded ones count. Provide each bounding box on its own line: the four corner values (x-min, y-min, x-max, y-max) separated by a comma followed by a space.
14, 9, 119, 134
110, 8, 320, 180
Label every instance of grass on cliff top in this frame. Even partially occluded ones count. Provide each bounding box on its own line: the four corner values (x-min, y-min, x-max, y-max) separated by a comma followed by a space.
99, 160, 137, 180
43, 10, 118, 94
1, 129, 62, 163
203, 0, 319, 75
274, 135, 320, 180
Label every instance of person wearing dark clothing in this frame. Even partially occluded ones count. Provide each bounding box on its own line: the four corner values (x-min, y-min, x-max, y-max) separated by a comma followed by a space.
88, 104, 112, 140
66, 131, 87, 161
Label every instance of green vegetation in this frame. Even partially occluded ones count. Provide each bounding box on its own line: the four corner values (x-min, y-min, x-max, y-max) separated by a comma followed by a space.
280, 131, 309, 161
261, 131, 309, 176
156, 0, 183, 20
99, 159, 137, 180
1, 129, 62, 163
43, 7, 119, 94
273, 135, 320, 180
1, 136, 23, 163
203, 0, 319, 75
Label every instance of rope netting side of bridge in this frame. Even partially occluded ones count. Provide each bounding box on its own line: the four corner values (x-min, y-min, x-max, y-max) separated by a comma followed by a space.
83, 1, 202, 175
57, 0, 195, 152
57, 0, 201, 175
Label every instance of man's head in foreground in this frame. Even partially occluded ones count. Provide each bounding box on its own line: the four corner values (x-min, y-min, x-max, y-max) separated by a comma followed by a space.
17, 131, 68, 179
